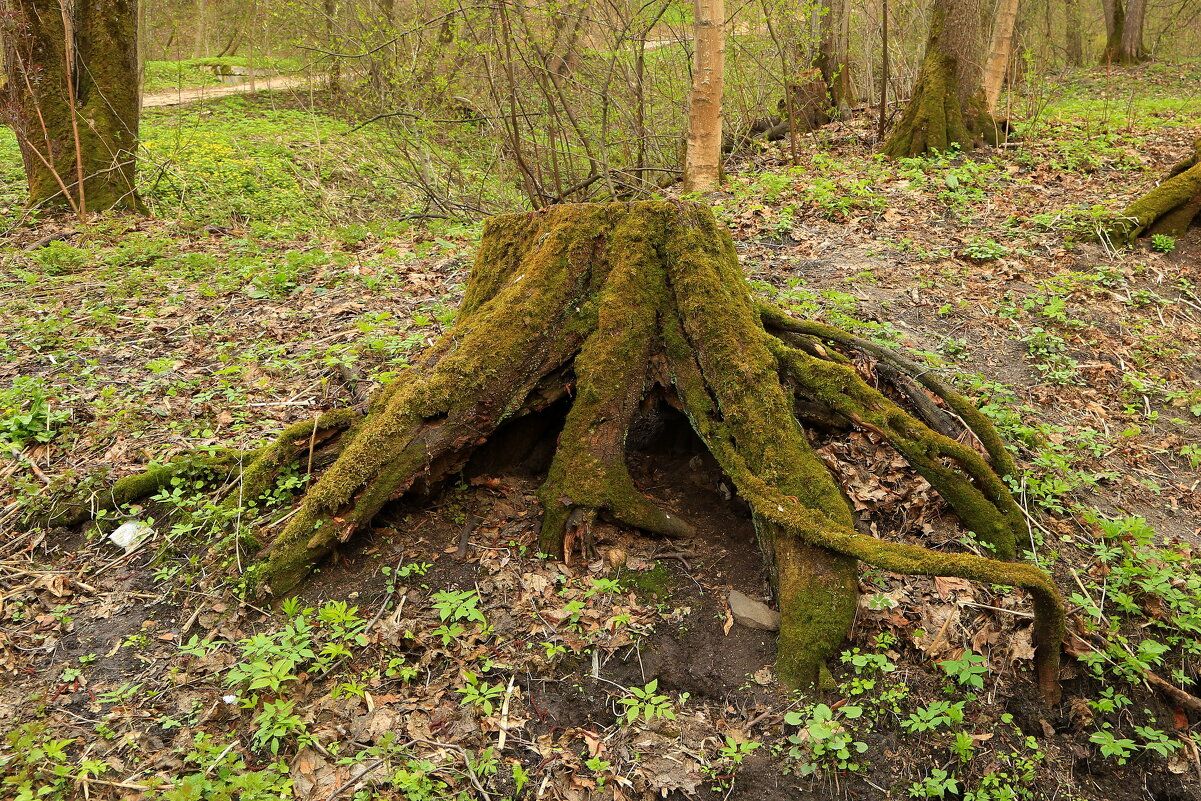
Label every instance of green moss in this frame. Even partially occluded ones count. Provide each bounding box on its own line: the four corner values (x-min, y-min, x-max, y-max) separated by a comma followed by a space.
75, 201, 1062, 705
881, 3, 992, 159
48, 448, 256, 526
619, 563, 674, 599
1107, 141, 1201, 245
772, 341, 1020, 559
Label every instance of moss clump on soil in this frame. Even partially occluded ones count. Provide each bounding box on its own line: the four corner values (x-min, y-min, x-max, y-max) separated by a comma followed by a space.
619, 564, 675, 599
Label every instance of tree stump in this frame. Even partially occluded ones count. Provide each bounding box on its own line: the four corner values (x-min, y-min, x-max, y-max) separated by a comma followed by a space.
58, 201, 1064, 701
1107, 139, 1201, 246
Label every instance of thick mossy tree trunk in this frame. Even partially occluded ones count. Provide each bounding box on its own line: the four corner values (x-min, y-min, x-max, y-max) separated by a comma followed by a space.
1106, 139, 1201, 246
1, 0, 144, 213
881, 0, 999, 158
62, 202, 1064, 701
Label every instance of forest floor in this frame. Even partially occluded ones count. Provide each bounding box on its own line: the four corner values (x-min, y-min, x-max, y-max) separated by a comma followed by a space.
1, 62, 1201, 801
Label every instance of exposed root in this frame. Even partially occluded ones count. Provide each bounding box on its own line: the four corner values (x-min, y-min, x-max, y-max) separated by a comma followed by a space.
759, 306, 1018, 478
1106, 138, 1201, 246
47, 448, 259, 527
62, 201, 1065, 704
771, 340, 1022, 559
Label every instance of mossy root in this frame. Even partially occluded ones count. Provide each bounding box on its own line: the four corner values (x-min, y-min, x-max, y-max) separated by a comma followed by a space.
1106, 138, 1201, 246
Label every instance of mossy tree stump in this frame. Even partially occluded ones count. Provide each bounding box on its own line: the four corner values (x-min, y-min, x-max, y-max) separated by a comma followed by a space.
64, 202, 1064, 701
1106, 139, 1201, 246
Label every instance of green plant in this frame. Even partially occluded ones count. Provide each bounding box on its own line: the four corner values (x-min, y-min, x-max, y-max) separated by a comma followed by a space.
457, 671, 506, 716
784, 703, 868, 774
903, 700, 967, 733
431, 589, 487, 624
584, 756, 613, 788
0, 377, 69, 455
962, 238, 1008, 261
163, 731, 293, 800
939, 650, 989, 690
1089, 729, 1137, 764
1149, 234, 1176, 253
252, 699, 311, 755
1, 722, 79, 801
909, 768, 960, 798
617, 679, 675, 725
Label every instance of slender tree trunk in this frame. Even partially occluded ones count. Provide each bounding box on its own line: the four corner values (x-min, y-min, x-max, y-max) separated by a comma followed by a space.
1102, 0, 1124, 62
982, 0, 1020, 113
818, 0, 854, 114
1064, 0, 1083, 65
881, 0, 995, 157
195, 0, 207, 57
879, 0, 890, 139
325, 0, 340, 96
2, 0, 145, 212
683, 0, 724, 192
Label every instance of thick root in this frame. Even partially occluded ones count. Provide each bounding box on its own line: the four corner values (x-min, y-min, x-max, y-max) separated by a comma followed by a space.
1106, 138, 1201, 246
538, 223, 693, 557
772, 340, 1022, 559
45, 448, 258, 527
759, 306, 1018, 479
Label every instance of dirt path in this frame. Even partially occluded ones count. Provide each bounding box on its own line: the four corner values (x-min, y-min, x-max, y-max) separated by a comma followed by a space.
142, 73, 316, 108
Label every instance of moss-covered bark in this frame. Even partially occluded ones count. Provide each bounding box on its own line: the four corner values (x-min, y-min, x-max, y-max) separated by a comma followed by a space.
2, 0, 144, 212
881, 0, 999, 158
1106, 139, 1201, 246
69, 202, 1064, 702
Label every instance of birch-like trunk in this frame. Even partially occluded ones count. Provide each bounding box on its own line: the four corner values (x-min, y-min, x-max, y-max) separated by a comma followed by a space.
683, 0, 724, 192
981, 0, 1020, 113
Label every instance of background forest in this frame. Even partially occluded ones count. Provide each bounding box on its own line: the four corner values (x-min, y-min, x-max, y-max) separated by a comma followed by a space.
1, 0, 1201, 800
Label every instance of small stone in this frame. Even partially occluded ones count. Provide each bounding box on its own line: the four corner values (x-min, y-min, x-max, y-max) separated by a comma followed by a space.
727, 589, 780, 631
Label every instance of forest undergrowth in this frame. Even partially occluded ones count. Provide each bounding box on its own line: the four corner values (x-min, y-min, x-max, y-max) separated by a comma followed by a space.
0, 62, 1200, 801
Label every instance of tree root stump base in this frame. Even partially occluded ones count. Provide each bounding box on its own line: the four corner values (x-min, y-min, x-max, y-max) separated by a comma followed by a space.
60, 201, 1065, 702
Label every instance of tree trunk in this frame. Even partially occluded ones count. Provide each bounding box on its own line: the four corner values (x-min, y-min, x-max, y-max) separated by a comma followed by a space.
324, 0, 341, 97
1106, 139, 1201, 245
1117, 0, 1146, 63
683, 0, 724, 192
881, 0, 997, 157
1064, 0, 1083, 66
818, 0, 855, 114
65, 202, 1065, 701
1, 0, 145, 213
1102, 0, 1124, 62
981, 0, 1020, 114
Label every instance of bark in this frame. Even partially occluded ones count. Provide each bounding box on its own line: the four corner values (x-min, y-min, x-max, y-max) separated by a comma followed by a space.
683, 0, 725, 192
881, 0, 998, 157
65, 202, 1066, 703
981, 0, 1020, 114
1, 0, 145, 212
1064, 0, 1083, 66
818, 0, 854, 114
1106, 139, 1201, 245
1118, 0, 1146, 63
324, 0, 341, 97
1102, 0, 1145, 64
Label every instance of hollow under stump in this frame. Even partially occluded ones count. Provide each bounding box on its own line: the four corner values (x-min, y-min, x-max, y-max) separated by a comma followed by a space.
57, 201, 1065, 702
1106, 138, 1201, 247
